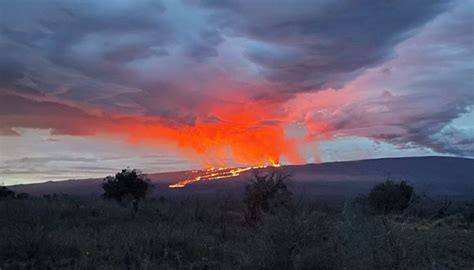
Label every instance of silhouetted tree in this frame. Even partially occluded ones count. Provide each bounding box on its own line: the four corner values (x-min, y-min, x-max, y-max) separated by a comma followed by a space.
102, 169, 153, 212
368, 180, 414, 214
244, 171, 292, 223
0, 186, 15, 199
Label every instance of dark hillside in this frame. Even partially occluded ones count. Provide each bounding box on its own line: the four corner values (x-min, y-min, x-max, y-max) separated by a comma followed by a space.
10, 156, 474, 200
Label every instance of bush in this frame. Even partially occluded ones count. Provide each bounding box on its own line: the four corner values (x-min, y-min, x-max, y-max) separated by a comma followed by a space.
102, 169, 153, 211
0, 186, 15, 199
368, 180, 414, 214
0, 186, 29, 200
243, 171, 292, 223
15, 192, 30, 200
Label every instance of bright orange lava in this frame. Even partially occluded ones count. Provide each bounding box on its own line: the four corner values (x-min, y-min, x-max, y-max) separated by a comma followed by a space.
169, 162, 281, 188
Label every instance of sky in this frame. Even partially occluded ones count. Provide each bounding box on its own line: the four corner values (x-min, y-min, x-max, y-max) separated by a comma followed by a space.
0, 0, 473, 185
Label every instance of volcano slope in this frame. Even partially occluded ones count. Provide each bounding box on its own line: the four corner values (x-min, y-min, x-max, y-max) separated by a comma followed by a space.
10, 156, 474, 201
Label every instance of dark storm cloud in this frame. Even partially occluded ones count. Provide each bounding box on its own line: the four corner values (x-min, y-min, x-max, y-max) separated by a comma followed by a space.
1, 0, 170, 64
190, 0, 451, 92
0, 91, 199, 137
103, 45, 169, 64
0, 57, 26, 86
1, 0, 452, 109
322, 92, 472, 149
295, 0, 473, 157
0, 0, 171, 107
0, 0, 472, 159
184, 30, 223, 62
0, 92, 107, 136
430, 125, 474, 156
0, 0, 231, 120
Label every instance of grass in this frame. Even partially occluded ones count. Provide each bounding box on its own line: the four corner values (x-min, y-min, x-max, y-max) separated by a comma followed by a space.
0, 193, 473, 269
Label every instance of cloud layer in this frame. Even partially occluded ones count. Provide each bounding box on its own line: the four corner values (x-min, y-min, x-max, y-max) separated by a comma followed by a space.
1, 0, 473, 174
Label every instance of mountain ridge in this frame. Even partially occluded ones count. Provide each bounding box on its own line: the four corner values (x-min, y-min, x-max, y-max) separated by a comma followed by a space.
9, 156, 474, 200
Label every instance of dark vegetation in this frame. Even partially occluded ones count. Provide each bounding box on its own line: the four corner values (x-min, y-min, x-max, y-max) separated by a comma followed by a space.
0, 186, 30, 200
1, 170, 473, 270
102, 169, 152, 212
368, 180, 414, 214
243, 171, 293, 223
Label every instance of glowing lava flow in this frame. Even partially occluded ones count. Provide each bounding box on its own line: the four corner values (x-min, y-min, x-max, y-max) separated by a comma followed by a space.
169, 163, 281, 188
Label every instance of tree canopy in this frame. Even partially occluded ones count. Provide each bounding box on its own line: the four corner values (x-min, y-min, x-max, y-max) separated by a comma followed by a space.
102, 169, 152, 206
368, 180, 414, 213
244, 171, 293, 222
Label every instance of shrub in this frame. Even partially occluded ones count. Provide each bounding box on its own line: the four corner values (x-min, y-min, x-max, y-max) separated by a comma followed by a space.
368, 180, 414, 214
15, 192, 30, 200
244, 171, 292, 223
0, 186, 17, 199
0, 186, 31, 200
102, 169, 153, 211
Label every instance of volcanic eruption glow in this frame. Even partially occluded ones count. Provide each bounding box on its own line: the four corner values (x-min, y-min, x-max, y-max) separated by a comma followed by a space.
0, 0, 472, 188
169, 162, 281, 188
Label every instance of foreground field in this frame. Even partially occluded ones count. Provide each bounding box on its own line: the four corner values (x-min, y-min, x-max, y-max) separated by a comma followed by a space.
0, 193, 473, 270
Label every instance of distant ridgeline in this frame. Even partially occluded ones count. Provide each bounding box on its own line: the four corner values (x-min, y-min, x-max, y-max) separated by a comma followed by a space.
9, 156, 474, 201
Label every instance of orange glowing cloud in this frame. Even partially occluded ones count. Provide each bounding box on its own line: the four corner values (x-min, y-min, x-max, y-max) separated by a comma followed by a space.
120, 98, 305, 167
0, 91, 306, 168
2, 77, 380, 169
